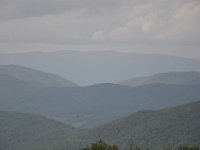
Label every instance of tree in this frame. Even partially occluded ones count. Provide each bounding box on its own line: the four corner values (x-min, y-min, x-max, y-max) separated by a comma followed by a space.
178, 145, 199, 150
127, 136, 141, 150
164, 144, 174, 150
82, 140, 118, 150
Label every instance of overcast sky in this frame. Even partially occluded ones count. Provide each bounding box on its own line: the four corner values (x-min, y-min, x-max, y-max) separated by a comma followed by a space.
0, 0, 200, 59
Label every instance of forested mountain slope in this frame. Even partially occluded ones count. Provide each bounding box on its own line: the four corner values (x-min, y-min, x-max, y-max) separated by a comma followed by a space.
120, 72, 200, 87
1, 101, 200, 150
0, 65, 78, 88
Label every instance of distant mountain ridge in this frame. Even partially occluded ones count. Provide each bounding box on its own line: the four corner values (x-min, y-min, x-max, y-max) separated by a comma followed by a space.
120, 71, 200, 87
1, 51, 200, 85
0, 64, 78, 88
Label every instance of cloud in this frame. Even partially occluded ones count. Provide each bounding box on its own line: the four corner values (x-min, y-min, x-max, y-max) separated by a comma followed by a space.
0, 0, 86, 19
0, 0, 199, 58
91, 2, 158, 42
90, 0, 200, 45
0, 0, 122, 19
155, 0, 200, 42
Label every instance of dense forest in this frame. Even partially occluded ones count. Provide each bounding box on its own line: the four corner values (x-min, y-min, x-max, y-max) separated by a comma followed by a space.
0, 101, 200, 150
82, 140, 200, 150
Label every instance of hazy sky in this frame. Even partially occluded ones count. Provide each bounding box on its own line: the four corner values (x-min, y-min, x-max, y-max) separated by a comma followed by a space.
0, 0, 200, 58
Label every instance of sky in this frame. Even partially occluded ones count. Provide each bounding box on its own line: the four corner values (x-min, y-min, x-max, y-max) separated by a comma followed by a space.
0, 0, 200, 59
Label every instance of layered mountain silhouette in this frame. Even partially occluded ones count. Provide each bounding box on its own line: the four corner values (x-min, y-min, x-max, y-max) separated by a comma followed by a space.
1, 65, 200, 127
1, 51, 200, 85
0, 64, 78, 88
1, 101, 200, 150
0, 111, 77, 150
86, 100, 200, 150
0, 62, 200, 149
120, 71, 200, 87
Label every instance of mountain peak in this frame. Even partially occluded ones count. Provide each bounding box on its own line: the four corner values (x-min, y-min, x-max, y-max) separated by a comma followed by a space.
0, 64, 78, 88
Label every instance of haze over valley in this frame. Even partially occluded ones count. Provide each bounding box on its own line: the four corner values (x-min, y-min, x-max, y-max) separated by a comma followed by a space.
1, 63, 200, 128
0, 0, 200, 149
1, 51, 200, 85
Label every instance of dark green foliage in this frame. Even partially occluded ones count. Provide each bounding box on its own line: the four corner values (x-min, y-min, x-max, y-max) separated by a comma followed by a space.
82, 142, 200, 150
178, 145, 199, 150
0, 111, 78, 150
163, 144, 174, 150
129, 144, 141, 150
82, 101, 200, 150
0, 101, 200, 150
82, 140, 118, 150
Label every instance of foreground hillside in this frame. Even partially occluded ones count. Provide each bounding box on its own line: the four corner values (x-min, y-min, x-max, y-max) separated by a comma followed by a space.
0, 111, 78, 150
82, 101, 200, 150
0, 101, 200, 150
120, 71, 200, 87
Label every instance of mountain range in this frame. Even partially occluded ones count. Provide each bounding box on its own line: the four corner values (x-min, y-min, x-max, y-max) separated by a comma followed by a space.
0, 59, 200, 150
1, 101, 200, 150
1, 51, 200, 85
120, 71, 200, 87
0, 64, 78, 88
85, 100, 200, 150
1, 65, 200, 127
0, 111, 77, 150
